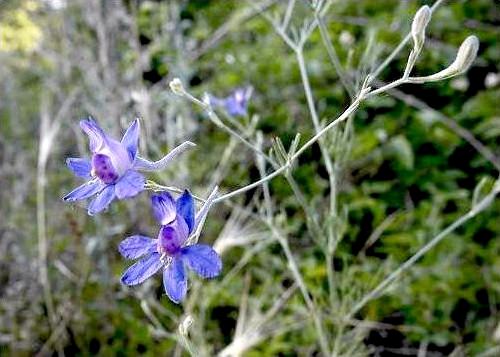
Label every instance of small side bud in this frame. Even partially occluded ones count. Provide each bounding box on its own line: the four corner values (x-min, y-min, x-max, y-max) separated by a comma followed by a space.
169, 78, 185, 96
408, 35, 479, 83
411, 5, 431, 51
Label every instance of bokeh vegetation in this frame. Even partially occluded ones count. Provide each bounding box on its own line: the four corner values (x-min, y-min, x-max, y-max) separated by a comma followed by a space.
0, 0, 499, 355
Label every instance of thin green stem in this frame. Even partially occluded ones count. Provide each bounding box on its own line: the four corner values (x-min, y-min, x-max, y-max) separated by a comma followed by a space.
348, 180, 500, 318
368, 0, 445, 83
270, 226, 331, 356
213, 90, 366, 203
181, 91, 277, 167
284, 172, 323, 237
316, 13, 355, 98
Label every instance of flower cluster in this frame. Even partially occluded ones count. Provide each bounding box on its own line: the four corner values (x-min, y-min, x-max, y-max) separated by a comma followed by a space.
63, 118, 222, 303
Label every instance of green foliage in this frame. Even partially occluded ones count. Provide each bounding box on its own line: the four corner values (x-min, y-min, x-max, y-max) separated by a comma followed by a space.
0, 0, 499, 355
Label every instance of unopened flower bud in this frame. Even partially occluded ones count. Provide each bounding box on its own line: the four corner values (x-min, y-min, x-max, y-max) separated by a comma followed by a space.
408, 35, 479, 83
169, 78, 185, 96
452, 35, 479, 74
411, 5, 431, 51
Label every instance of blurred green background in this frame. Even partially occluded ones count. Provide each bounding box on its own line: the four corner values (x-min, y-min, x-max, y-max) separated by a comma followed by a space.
0, 0, 499, 355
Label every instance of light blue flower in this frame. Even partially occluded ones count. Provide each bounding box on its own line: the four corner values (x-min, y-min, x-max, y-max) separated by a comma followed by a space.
63, 117, 195, 215
119, 190, 221, 304
208, 86, 253, 117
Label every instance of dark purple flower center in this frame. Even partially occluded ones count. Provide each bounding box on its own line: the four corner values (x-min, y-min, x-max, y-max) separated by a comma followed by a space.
158, 225, 184, 256
92, 154, 119, 184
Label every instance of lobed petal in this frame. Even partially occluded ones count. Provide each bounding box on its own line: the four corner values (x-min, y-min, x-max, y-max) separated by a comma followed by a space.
115, 170, 145, 199
66, 157, 92, 178
97, 139, 133, 177
87, 184, 116, 215
121, 119, 140, 161
176, 190, 195, 233
63, 180, 103, 202
158, 217, 190, 255
121, 252, 163, 286
163, 256, 187, 304
151, 192, 176, 225
92, 154, 119, 184
118, 235, 157, 259
181, 244, 222, 279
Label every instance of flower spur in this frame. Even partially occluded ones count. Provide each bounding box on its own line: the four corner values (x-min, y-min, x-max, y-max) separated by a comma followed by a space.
119, 188, 221, 303
63, 117, 195, 215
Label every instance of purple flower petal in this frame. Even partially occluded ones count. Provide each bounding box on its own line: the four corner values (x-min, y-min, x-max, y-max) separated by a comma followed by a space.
92, 154, 119, 184
181, 244, 222, 279
66, 158, 92, 178
97, 139, 132, 177
80, 117, 107, 152
115, 170, 145, 199
158, 217, 189, 255
224, 97, 247, 117
121, 119, 140, 161
121, 252, 163, 286
176, 190, 195, 233
63, 180, 103, 202
151, 192, 176, 225
87, 184, 116, 215
223, 87, 253, 117
163, 256, 187, 304
118, 235, 157, 259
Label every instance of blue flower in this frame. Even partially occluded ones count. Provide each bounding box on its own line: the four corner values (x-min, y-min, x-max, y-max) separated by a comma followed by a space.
63, 117, 195, 215
208, 86, 253, 117
119, 189, 222, 304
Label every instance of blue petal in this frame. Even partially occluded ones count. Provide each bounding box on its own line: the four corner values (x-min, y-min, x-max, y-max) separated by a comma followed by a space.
115, 170, 145, 199
66, 158, 92, 178
163, 256, 187, 304
181, 244, 222, 279
176, 190, 195, 233
121, 252, 163, 286
118, 235, 157, 259
63, 180, 103, 202
121, 119, 140, 161
80, 117, 107, 152
224, 97, 247, 117
151, 192, 176, 225
87, 184, 116, 215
